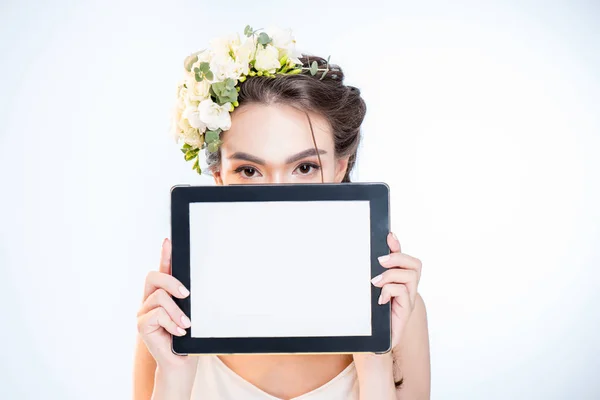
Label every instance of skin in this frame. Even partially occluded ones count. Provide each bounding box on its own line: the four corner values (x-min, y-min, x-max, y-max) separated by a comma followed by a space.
134, 103, 431, 399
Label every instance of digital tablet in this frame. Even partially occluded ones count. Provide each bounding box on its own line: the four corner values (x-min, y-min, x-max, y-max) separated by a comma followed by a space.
170, 182, 391, 355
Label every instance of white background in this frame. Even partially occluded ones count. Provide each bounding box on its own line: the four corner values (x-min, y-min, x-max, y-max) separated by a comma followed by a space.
1, 0, 598, 399
189, 201, 372, 338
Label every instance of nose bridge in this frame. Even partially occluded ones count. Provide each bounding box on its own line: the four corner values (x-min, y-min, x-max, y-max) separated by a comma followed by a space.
268, 168, 293, 184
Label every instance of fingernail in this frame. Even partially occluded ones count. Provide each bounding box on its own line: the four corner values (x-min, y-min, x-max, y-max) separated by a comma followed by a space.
378, 255, 390, 263
181, 314, 191, 328
179, 286, 190, 297
177, 327, 186, 336
391, 232, 398, 241
371, 274, 383, 285
378, 294, 383, 305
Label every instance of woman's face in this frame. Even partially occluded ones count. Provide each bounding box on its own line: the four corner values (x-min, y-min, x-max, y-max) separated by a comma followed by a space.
214, 103, 349, 185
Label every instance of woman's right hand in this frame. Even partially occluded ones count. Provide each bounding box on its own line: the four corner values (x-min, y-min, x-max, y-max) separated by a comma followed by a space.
137, 238, 196, 370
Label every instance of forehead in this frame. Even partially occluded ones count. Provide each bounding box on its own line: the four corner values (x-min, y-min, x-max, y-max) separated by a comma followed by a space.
220, 103, 334, 161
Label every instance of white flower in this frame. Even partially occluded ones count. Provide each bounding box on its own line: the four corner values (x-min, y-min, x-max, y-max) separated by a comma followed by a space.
286, 46, 303, 66
198, 98, 232, 131
180, 119, 204, 148
183, 104, 207, 131
237, 36, 256, 65
266, 26, 302, 64
254, 44, 281, 73
210, 54, 247, 81
188, 49, 211, 68
209, 33, 241, 59
186, 77, 211, 101
267, 26, 295, 49
169, 105, 184, 142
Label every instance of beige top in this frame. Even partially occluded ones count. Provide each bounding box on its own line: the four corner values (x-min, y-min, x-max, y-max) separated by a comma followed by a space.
191, 355, 359, 400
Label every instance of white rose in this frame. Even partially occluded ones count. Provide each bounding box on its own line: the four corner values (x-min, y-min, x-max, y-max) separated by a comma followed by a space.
254, 44, 281, 73
198, 98, 232, 131
186, 77, 211, 101
183, 104, 207, 132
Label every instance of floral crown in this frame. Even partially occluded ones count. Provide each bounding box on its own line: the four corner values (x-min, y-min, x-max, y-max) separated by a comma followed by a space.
170, 25, 333, 174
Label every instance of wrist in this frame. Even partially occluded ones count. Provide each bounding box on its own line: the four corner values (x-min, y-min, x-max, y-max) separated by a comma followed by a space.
354, 352, 396, 400
152, 363, 197, 400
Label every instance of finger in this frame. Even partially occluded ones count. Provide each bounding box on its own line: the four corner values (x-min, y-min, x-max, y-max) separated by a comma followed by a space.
159, 238, 172, 275
143, 270, 190, 302
378, 283, 411, 308
377, 252, 422, 279
387, 232, 401, 253
371, 269, 418, 305
137, 288, 191, 329
137, 307, 186, 337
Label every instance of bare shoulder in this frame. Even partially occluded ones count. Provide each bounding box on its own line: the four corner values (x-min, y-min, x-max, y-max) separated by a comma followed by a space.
393, 293, 431, 399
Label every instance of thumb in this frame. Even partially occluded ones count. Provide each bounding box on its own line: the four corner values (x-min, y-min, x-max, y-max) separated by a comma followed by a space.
159, 238, 172, 275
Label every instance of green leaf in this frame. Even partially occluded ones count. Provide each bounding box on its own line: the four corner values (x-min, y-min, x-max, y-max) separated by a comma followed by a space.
310, 61, 318, 75
183, 143, 192, 150
181, 148, 188, 154
320, 70, 328, 80
211, 81, 226, 96
193, 159, 202, 174
327, 55, 331, 64
225, 78, 236, 89
221, 92, 238, 105
184, 151, 197, 161
199, 62, 210, 73
257, 32, 272, 46
212, 81, 239, 105
244, 25, 253, 37
204, 70, 214, 81
205, 130, 219, 143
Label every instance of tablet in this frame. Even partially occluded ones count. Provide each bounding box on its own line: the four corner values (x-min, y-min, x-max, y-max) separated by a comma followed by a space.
170, 182, 391, 355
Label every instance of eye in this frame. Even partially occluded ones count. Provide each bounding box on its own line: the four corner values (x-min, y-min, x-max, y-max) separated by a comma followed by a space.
233, 166, 262, 178
294, 162, 321, 176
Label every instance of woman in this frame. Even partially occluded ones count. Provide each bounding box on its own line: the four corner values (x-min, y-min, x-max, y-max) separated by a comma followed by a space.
133, 26, 430, 400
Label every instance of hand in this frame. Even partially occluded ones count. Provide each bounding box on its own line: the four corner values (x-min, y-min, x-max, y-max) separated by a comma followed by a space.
371, 232, 422, 350
137, 238, 196, 370
352, 232, 423, 398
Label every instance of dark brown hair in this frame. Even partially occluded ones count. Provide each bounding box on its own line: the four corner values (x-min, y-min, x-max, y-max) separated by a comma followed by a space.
207, 55, 403, 389
207, 55, 366, 182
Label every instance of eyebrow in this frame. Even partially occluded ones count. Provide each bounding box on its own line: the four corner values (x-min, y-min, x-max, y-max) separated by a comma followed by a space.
228, 148, 328, 165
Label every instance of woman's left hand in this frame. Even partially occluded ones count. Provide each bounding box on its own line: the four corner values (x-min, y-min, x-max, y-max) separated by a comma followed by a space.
370, 232, 422, 350
353, 233, 428, 399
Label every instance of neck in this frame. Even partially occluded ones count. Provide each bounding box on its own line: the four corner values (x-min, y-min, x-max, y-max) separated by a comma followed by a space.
218, 353, 353, 399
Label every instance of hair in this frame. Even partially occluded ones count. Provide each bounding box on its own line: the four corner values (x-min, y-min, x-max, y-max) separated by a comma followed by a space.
207, 55, 403, 389
206, 55, 367, 182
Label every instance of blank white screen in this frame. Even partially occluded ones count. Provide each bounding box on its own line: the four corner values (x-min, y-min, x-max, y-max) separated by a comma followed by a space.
189, 200, 372, 338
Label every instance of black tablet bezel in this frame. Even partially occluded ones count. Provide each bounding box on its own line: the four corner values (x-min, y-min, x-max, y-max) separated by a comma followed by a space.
170, 182, 391, 355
